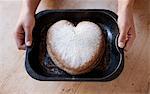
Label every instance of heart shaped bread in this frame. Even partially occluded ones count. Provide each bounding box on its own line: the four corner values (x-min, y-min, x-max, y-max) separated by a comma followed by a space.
46, 20, 105, 75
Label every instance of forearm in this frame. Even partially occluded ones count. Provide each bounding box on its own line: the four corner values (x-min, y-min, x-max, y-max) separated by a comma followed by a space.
22, 0, 41, 15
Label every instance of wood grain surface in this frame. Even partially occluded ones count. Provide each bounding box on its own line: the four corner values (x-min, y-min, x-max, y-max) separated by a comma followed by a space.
0, 0, 149, 94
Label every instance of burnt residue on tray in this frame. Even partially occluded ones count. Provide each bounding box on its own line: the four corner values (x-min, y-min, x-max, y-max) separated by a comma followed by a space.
25, 9, 124, 81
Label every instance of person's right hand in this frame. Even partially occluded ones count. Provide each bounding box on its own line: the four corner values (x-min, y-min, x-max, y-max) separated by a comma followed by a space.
14, 12, 35, 50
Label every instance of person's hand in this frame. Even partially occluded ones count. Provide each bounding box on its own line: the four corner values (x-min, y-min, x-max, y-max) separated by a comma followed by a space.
14, 12, 35, 50
117, 7, 136, 51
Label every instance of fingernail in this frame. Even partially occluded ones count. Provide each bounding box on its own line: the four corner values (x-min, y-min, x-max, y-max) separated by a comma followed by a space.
26, 41, 32, 46
118, 42, 125, 48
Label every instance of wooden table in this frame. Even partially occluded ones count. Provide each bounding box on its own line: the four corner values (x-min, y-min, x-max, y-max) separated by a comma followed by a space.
0, 0, 149, 94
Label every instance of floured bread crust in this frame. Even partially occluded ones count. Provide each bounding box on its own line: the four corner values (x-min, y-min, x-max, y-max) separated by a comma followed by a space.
46, 20, 105, 75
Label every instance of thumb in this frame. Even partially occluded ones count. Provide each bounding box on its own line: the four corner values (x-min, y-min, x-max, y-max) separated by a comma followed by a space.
118, 33, 126, 48
118, 27, 128, 48
24, 26, 33, 46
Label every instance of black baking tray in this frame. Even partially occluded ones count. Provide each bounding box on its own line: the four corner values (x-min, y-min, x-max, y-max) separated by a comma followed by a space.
25, 9, 124, 81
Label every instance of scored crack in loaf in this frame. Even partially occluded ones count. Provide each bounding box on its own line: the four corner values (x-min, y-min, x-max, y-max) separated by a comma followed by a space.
46, 20, 105, 75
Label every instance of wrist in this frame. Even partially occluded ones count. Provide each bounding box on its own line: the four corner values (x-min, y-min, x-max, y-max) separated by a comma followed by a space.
118, 6, 133, 14
19, 9, 34, 21
21, 7, 35, 17
118, 0, 134, 11
25, 10, 35, 16
22, 0, 38, 16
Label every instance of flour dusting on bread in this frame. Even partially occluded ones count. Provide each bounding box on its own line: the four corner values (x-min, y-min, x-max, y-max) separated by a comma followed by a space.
47, 20, 105, 75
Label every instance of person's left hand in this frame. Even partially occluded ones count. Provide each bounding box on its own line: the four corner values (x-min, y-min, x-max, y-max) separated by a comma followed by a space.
117, 7, 136, 51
